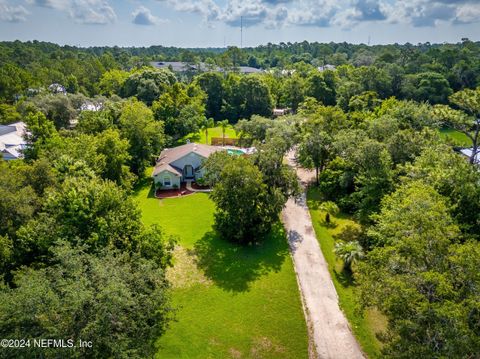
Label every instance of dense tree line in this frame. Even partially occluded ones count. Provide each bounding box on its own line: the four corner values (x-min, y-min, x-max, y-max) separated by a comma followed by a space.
1, 39, 479, 120
1, 40, 480, 357
204, 129, 299, 244
293, 87, 480, 357
0, 108, 175, 357
202, 85, 480, 357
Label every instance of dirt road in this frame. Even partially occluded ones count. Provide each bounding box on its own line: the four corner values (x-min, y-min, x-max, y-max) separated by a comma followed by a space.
282, 150, 364, 359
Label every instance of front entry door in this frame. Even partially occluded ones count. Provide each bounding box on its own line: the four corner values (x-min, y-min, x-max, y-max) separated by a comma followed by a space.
184, 165, 194, 178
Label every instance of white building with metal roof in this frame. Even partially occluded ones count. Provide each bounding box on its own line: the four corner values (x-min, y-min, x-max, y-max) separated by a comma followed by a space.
0, 122, 27, 160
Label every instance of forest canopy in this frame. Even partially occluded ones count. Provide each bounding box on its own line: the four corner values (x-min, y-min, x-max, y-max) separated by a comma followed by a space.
1, 39, 480, 357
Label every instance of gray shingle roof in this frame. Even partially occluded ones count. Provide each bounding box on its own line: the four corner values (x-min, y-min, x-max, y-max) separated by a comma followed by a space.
0, 122, 27, 160
0, 125, 16, 136
152, 143, 223, 176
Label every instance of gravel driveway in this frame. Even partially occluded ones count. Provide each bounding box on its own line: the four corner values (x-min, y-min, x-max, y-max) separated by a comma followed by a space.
282, 150, 364, 359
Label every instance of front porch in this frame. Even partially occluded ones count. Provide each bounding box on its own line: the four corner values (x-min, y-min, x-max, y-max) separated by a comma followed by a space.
154, 180, 211, 199
155, 182, 194, 199
182, 164, 195, 180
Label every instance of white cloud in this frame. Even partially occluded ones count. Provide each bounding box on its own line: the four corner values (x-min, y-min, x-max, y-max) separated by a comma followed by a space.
0, 1, 29, 22
132, 6, 168, 25
27, 0, 479, 28
287, 0, 341, 27
27, 0, 69, 9
158, 0, 221, 22
27, 0, 116, 24
221, 0, 269, 26
454, 3, 480, 24
381, 0, 480, 27
70, 0, 116, 24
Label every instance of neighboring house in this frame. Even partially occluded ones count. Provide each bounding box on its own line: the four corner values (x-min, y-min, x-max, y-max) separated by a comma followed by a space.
68, 101, 104, 128
318, 64, 336, 72
150, 61, 201, 72
152, 143, 223, 189
0, 122, 27, 160
150, 61, 264, 74
273, 108, 291, 117
80, 101, 103, 112
238, 66, 263, 74
48, 83, 67, 95
460, 148, 480, 165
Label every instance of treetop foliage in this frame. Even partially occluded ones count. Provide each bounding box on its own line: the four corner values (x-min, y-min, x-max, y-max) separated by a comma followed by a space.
1, 39, 480, 357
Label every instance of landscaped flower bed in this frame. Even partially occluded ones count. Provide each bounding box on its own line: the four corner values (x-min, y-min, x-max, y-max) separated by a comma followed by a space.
155, 183, 194, 199
191, 182, 210, 190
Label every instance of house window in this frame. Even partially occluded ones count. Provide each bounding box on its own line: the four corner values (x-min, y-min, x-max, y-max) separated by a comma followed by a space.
163, 176, 171, 186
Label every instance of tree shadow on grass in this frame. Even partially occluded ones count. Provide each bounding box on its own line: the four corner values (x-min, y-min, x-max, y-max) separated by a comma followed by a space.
306, 187, 325, 209
334, 267, 355, 288
192, 224, 289, 293
133, 177, 156, 198
176, 133, 202, 146
147, 183, 156, 198
319, 219, 338, 229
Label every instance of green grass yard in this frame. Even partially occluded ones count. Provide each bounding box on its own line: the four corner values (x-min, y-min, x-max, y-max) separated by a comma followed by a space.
134, 181, 309, 358
181, 125, 238, 145
307, 187, 386, 359
439, 128, 472, 147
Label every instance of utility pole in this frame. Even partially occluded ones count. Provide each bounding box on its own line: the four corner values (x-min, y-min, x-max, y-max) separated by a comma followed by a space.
368, 35, 371, 46
240, 16, 243, 49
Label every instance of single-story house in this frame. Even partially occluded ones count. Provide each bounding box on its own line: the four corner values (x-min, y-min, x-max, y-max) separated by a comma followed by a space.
152, 143, 223, 189
273, 108, 291, 117
0, 122, 27, 160
318, 64, 336, 72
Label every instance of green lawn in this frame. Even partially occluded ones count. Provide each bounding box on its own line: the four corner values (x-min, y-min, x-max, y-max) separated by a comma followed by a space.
439, 128, 471, 147
307, 187, 386, 359
181, 125, 238, 145
134, 181, 309, 358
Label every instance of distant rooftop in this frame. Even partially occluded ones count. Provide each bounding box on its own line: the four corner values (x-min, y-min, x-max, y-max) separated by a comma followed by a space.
150, 61, 263, 74
48, 83, 67, 94
238, 66, 263, 74
0, 122, 27, 160
317, 64, 336, 71
460, 148, 480, 164
0, 125, 16, 137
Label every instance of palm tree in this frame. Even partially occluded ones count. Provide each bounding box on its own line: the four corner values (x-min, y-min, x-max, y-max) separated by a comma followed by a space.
319, 201, 339, 224
200, 117, 215, 145
334, 241, 364, 272
218, 119, 229, 146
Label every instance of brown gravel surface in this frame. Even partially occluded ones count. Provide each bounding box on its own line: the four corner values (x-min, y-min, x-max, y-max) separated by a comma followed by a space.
282, 149, 364, 359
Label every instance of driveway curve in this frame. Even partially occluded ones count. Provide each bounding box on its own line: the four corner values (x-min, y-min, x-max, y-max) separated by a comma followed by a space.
282, 150, 364, 359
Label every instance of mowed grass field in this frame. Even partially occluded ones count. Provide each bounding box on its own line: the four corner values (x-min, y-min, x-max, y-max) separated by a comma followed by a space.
307, 187, 386, 359
181, 125, 238, 145
439, 128, 472, 147
134, 181, 309, 358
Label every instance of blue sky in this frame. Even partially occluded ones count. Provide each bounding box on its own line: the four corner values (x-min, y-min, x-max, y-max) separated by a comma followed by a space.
0, 0, 479, 47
